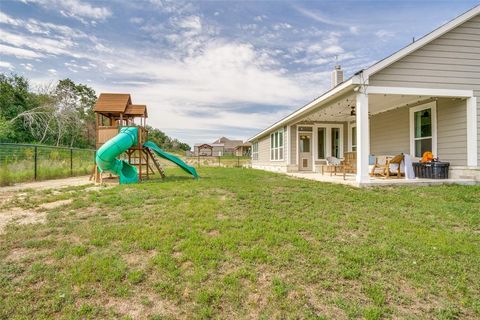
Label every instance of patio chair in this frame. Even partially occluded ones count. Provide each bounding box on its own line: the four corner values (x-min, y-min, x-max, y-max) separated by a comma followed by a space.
342, 152, 356, 174
322, 156, 346, 179
370, 154, 404, 178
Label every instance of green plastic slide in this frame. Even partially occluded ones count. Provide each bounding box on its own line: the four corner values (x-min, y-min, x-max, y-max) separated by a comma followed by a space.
143, 141, 199, 179
96, 127, 139, 184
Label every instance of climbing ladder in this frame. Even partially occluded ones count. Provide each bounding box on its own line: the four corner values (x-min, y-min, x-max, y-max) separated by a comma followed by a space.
145, 147, 166, 179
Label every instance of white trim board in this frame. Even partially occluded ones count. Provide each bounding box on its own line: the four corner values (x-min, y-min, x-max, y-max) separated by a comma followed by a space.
466, 97, 478, 167
348, 122, 356, 152
366, 86, 474, 98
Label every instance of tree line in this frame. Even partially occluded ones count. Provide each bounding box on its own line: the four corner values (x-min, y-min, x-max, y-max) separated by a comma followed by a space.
0, 74, 190, 152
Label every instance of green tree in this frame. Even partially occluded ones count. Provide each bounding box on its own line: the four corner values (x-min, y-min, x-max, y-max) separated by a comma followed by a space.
0, 74, 37, 142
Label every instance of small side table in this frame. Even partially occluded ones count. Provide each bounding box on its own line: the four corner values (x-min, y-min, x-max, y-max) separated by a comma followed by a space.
321, 164, 346, 180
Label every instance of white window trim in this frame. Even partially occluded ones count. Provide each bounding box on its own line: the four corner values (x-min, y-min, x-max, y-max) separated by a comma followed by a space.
409, 101, 437, 159
270, 128, 285, 161
252, 141, 259, 161
348, 122, 357, 152
312, 123, 344, 161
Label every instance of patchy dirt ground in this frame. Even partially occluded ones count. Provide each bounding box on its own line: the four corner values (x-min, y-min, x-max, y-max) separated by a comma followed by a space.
0, 176, 92, 234
0, 199, 73, 234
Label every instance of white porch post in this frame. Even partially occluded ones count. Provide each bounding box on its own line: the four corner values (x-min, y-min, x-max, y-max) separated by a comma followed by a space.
286, 125, 291, 166
466, 97, 478, 167
356, 91, 370, 183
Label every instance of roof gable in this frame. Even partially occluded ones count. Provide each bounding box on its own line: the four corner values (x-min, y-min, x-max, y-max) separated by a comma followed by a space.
364, 5, 480, 77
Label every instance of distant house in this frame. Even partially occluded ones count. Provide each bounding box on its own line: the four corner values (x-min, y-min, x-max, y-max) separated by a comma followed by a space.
248, 6, 480, 184
194, 143, 225, 156
193, 137, 245, 156
235, 142, 252, 157
212, 137, 244, 153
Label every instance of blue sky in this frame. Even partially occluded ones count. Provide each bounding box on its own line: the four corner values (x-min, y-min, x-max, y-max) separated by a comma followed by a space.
0, 0, 478, 146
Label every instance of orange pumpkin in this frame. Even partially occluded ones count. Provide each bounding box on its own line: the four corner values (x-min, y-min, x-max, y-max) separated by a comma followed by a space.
420, 151, 434, 163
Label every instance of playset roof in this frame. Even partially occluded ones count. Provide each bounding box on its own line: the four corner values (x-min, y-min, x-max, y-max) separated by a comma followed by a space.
125, 104, 148, 117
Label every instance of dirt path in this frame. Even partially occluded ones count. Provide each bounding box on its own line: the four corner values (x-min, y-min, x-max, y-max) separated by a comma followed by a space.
0, 176, 92, 193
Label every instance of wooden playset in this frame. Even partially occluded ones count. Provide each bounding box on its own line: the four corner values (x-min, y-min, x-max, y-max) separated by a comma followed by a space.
92, 93, 165, 183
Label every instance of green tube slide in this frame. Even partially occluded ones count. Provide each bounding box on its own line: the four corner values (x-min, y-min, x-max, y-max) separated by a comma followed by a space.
143, 141, 199, 179
96, 127, 139, 184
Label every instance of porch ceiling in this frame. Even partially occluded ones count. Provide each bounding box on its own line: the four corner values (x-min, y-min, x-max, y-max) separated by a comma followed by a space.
298, 93, 442, 123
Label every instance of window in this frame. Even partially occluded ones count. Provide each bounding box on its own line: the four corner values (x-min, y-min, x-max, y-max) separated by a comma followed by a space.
317, 128, 326, 159
410, 102, 437, 158
252, 141, 258, 160
314, 124, 343, 160
270, 129, 284, 160
331, 127, 340, 158
300, 134, 311, 152
351, 125, 357, 152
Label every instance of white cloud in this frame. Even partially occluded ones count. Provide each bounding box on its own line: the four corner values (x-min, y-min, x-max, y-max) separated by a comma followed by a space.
0, 29, 76, 56
254, 15, 267, 22
149, 0, 195, 15
0, 12, 88, 39
174, 15, 202, 31
0, 12, 21, 26
85, 40, 318, 143
375, 29, 395, 40
0, 43, 44, 59
0, 61, 14, 70
323, 45, 344, 54
21, 63, 34, 71
24, 0, 111, 23
129, 17, 144, 24
48, 68, 57, 74
293, 5, 358, 32
273, 23, 292, 31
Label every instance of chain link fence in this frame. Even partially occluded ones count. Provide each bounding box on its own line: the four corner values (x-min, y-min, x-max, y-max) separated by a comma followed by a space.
0, 143, 95, 186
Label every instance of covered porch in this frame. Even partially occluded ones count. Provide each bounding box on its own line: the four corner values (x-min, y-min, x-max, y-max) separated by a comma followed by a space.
286, 171, 476, 187
286, 85, 478, 186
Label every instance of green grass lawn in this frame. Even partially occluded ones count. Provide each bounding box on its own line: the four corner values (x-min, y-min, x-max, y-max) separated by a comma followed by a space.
1, 168, 479, 319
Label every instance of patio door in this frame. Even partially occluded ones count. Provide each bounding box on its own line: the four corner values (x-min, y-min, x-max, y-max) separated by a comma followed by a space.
299, 132, 312, 171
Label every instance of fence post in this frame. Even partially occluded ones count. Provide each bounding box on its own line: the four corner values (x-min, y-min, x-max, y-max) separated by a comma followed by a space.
237, 156, 240, 167
70, 148, 73, 176
34, 146, 38, 181
197, 155, 200, 168
218, 156, 221, 167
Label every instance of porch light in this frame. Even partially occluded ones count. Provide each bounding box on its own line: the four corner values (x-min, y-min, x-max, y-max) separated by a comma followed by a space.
350, 106, 356, 116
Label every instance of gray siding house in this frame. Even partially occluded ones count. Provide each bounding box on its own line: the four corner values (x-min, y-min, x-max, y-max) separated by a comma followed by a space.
249, 6, 480, 185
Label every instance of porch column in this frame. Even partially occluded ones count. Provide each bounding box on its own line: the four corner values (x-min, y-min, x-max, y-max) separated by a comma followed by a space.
356, 90, 370, 183
287, 125, 291, 165
466, 97, 478, 167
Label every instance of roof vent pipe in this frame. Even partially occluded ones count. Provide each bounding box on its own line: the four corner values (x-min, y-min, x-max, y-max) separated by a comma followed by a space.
331, 64, 344, 88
